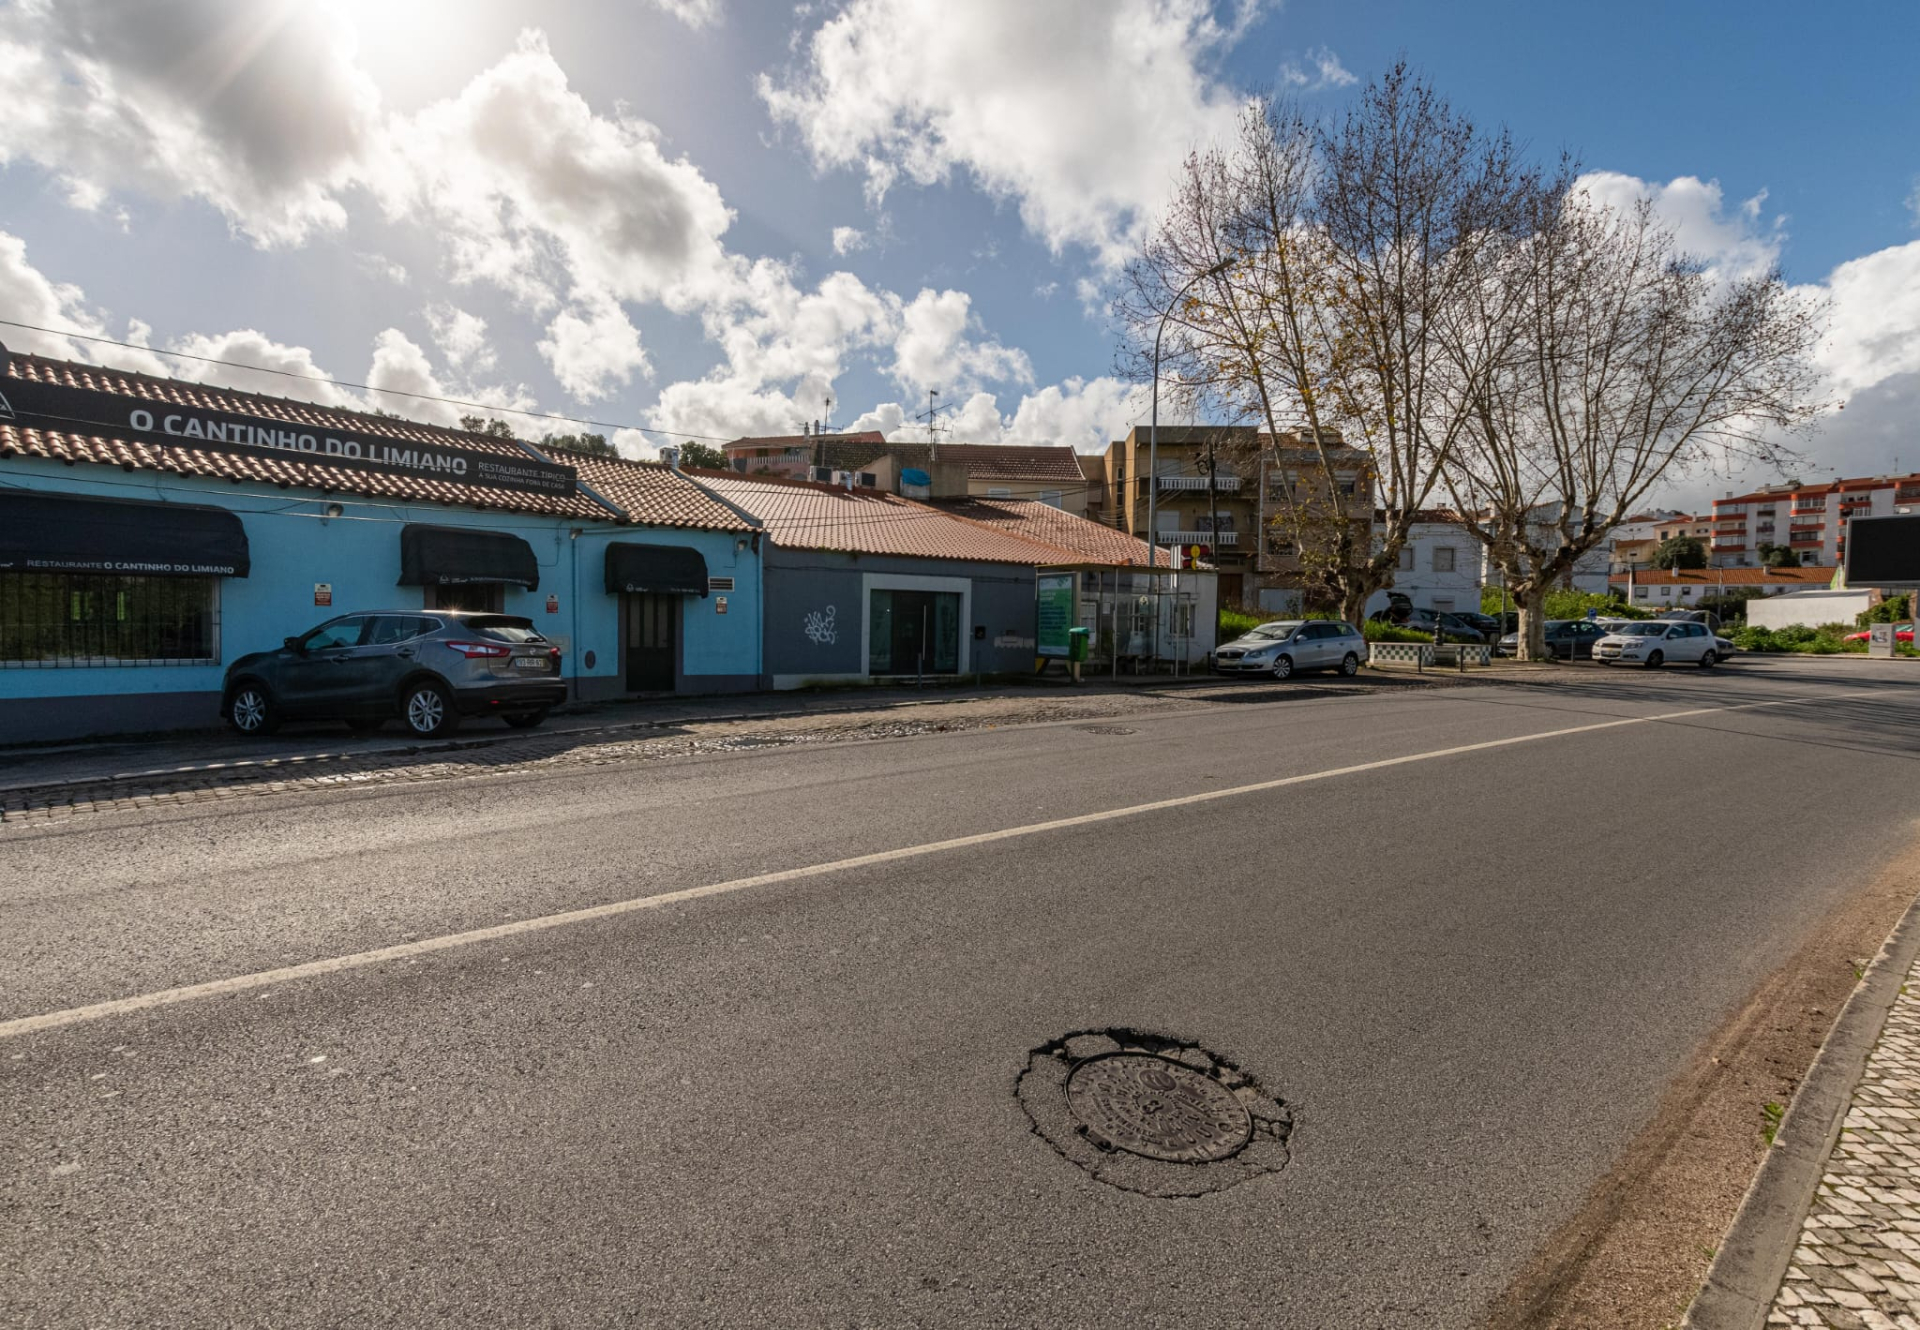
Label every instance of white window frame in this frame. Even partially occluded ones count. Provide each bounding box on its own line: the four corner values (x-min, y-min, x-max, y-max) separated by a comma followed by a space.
860, 572, 972, 676
1432, 546, 1457, 573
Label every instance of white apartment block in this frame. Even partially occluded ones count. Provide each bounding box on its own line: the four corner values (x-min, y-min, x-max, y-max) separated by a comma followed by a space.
1367, 513, 1486, 616
1710, 473, 1920, 568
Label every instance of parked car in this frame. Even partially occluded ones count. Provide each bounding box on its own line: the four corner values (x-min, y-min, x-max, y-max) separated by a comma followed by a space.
1593, 620, 1721, 668
1452, 610, 1504, 639
1843, 623, 1915, 644
1652, 608, 1722, 632
223, 611, 565, 738
1380, 607, 1488, 644
1494, 619, 1609, 659
1213, 619, 1366, 680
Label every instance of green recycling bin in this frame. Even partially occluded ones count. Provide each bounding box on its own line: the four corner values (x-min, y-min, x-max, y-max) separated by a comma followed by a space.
1067, 626, 1091, 662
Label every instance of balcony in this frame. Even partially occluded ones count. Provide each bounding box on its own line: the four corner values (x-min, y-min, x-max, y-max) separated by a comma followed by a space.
1156, 474, 1242, 492
1153, 530, 1239, 547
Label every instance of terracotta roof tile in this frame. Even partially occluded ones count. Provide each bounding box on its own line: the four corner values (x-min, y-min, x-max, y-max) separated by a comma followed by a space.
695, 472, 1084, 564
1, 353, 749, 532
927, 497, 1171, 566
1606, 566, 1836, 586
559, 452, 757, 532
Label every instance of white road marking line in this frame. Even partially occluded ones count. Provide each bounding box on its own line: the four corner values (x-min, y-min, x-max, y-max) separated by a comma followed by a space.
0, 690, 1862, 1041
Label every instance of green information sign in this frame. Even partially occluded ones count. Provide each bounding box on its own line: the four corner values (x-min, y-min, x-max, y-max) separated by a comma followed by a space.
1036, 573, 1075, 658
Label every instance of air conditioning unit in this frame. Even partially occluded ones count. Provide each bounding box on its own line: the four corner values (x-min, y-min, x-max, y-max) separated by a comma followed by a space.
808, 466, 835, 483
856, 472, 878, 489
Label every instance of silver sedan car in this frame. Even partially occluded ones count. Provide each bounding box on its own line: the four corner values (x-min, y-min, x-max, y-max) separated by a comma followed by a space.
1213, 619, 1365, 680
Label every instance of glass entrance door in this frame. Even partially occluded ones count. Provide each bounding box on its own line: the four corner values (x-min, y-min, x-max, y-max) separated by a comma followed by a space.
868, 589, 960, 674
624, 593, 677, 692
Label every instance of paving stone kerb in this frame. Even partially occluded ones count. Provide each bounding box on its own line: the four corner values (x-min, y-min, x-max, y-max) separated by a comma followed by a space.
1685, 893, 1920, 1329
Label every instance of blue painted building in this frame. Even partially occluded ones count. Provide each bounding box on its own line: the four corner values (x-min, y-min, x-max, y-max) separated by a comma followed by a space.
0, 350, 764, 742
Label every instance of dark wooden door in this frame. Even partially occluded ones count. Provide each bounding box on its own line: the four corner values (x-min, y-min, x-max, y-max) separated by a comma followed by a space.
624, 593, 677, 692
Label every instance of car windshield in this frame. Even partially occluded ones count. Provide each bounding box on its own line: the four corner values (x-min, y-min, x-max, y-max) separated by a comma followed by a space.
465, 615, 546, 644
1247, 621, 1300, 639
1616, 623, 1668, 637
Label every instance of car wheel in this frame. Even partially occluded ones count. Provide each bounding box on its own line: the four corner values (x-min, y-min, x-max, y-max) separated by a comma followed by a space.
346, 717, 385, 734
226, 684, 279, 736
1272, 654, 1294, 680
1339, 652, 1360, 677
1644, 650, 1664, 669
503, 710, 549, 730
401, 681, 459, 738
1698, 650, 1717, 669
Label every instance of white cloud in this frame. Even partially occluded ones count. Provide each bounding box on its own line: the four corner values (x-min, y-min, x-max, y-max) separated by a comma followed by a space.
1907, 178, 1920, 229
1004, 376, 1145, 452
424, 303, 495, 375
650, 0, 722, 29
889, 288, 1031, 394
761, 0, 1254, 265
373, 31, 740, 315
1278, 46, 1357, 90
1576, 172, 1784, 280
0, 231, 164, 370
169, 328, 358, 406
847, 375, 1144, 452
1819, 240, 1920, 398
0, 0, 380, 246
831, 225, 867, 255
363, 327, 536, 429
537, 293, 650, 401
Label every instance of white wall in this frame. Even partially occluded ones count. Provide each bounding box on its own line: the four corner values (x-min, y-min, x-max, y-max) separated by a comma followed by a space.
1746, 590, 1873, 630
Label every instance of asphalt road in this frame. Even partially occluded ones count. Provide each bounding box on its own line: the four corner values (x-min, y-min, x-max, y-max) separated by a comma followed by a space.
3, 659, 1917, 1328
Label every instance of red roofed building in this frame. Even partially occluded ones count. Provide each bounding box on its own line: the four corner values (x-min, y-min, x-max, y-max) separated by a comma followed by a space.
1710, 474, 1920, 568
693, 471, 1213, 685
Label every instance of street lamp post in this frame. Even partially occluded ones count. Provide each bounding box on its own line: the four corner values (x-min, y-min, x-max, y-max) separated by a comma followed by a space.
1145, 257, 1235, 668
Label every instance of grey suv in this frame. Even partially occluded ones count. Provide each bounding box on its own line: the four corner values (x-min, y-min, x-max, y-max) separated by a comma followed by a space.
223, 611, 565, 738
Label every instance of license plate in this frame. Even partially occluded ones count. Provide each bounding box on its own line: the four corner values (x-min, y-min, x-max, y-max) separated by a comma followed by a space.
513, 658, 549, 671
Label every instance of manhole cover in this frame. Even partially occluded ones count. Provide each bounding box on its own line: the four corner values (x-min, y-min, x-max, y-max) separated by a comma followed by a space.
1066, 1053, 1251, 1162
1016, 1029, 1293, 1198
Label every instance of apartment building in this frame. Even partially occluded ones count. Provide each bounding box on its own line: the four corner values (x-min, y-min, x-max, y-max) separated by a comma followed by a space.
723, 432, 1092, 516
1365, 510, 1486, 617
1099, 425, 1373, 609
1101, 426, 1259, 604
1709, 473, 1920, 568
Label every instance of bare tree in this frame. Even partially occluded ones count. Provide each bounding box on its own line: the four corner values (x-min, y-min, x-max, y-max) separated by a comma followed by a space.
1118, 65, 1552, 624
1434, 191, 1827, 658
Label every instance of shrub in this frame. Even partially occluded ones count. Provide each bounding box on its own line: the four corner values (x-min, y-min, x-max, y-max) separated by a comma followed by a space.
1364, 620, 1434, 643
1218, 608, 1279, 639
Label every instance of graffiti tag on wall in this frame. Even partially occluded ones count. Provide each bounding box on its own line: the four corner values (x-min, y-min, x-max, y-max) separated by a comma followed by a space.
802, 605, 837, 645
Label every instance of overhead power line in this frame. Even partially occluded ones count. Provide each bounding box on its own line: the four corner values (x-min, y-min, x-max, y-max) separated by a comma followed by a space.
0, 317, 741, 443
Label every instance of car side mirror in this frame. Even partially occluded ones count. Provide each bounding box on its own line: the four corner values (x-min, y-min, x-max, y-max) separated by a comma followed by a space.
284, 636, 305, 653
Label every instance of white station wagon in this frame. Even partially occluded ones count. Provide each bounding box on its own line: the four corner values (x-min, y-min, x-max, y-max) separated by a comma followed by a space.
1593, 620, 1722, 668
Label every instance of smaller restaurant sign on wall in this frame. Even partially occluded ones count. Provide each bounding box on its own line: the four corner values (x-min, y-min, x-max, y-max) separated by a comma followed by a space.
0, 348, 578, 498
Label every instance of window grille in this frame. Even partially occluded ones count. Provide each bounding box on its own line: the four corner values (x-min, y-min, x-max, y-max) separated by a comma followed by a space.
0, 572, 220, 667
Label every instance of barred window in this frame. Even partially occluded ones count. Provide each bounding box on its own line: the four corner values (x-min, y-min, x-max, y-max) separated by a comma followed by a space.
0, 573, 220, 667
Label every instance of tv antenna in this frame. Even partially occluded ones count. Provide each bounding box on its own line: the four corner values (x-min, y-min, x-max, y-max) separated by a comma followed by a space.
913, 388, 955, 460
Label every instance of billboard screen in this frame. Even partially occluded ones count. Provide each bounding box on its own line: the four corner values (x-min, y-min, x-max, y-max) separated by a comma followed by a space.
1845, 515, 1920, 585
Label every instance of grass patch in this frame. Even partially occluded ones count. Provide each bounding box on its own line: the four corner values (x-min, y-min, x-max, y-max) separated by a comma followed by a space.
1761, 1100, 1785, 1146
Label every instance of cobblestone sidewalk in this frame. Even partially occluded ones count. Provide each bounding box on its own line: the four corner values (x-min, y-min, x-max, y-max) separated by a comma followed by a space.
1770, 964, 1920, 1327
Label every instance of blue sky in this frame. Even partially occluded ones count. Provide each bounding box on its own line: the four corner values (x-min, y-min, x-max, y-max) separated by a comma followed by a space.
1, 0, 1916, 508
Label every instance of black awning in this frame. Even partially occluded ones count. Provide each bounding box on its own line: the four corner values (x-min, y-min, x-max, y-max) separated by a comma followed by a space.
605, 542, 709, 596
398, 524, 539, 590
0, 490, 250, 577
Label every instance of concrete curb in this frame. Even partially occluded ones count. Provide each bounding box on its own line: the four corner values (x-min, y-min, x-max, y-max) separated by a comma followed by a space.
1681, 888, 1920, 1328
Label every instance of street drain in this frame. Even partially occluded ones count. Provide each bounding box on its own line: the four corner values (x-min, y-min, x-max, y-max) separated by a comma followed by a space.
1017, 1029, 1292, 1198
1076, 725, 1137, 735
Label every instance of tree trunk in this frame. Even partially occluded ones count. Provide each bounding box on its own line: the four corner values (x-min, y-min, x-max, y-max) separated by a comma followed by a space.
1516, 585, 1550, 662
